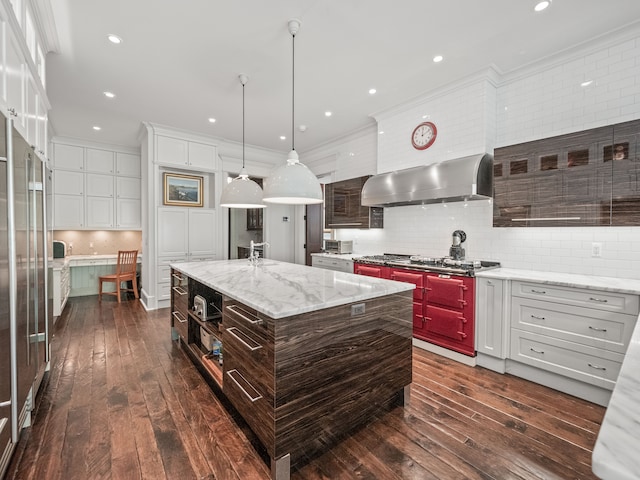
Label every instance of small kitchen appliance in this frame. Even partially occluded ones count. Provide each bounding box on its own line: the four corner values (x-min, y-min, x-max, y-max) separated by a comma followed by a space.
449, 230, 466, 261
193, 295, 207, 320
325, 240, 353, 254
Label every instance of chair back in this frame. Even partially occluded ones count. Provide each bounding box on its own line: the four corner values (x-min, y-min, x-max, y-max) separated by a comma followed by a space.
116, 250, 138, 275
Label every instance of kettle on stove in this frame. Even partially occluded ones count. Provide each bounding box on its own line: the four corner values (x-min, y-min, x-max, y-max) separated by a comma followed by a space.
449, 230, 466, 260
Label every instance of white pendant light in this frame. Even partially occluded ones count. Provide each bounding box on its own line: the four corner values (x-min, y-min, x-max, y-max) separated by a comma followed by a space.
262, 19, 323, 205
220, 74, 266, 209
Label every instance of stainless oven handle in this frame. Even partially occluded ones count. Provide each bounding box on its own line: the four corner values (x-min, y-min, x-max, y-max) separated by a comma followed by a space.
226, 305, 262, 324
172, 311, 187, 323
226, 369, 263, 402
172, 286, 187, 296
0, 400, 11, 408
226, 327, 263, 351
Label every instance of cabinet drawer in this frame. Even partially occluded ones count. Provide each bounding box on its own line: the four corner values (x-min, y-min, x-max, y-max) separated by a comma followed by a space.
223, 301, 269, 344
511, 297, 635, 354
223, 331, 274, 393
510, 329, 623, 390
223, 361, 274, 452
512, 281, 639, 315
172, 285, 188, 314
312, 257, 353, 273
171, 310, 188, 340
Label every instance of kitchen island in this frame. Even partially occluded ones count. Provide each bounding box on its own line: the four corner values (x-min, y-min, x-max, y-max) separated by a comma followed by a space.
169, 259, 414, 480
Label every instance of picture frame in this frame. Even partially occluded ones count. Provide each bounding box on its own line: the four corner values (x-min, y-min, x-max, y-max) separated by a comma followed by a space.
163, 172, 204, 207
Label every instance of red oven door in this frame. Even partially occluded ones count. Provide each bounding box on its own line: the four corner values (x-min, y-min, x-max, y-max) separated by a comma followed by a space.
389, 268, 425, 301
426, 274, 467, 309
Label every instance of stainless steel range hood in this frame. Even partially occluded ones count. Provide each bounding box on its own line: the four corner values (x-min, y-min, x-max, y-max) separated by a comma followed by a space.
361, 153, 493, 207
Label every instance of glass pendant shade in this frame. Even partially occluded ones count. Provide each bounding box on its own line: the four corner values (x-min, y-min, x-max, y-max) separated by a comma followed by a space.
263, 150, 323, 204
220, 168, 265, 208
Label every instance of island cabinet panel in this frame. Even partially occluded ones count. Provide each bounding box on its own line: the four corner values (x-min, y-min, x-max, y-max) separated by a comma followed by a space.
271, 292, 412, 465
219, 291, 412, 472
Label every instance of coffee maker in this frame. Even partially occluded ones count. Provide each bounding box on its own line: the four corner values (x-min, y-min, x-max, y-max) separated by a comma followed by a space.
449, 230, 466, 260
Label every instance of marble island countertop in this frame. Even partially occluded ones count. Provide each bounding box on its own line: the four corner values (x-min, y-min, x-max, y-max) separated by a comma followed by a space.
170, 258, 414, 319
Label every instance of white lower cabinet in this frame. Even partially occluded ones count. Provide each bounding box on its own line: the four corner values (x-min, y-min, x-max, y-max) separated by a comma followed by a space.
311, 255, 354, 273
475, 275, 639, 406
475, 277, 506, 371
53, 262, 70, 317
155, 207, 217, 307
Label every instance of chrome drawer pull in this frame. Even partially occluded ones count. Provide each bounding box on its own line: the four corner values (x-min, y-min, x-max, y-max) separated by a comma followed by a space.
588, 363, 606, 371
226, 305, 262, 324
531, 289, 546, 294
589, 297, 608, 303
0, 400, 11, 408
530, 347, 544, 354
172, 311, 187, 323
171, 273, 184, 281
226, 327, 263, 351
589, 326, 607, 332
530, 315, 545, 320
226, 369, 263, 402
172, 286, 187, 296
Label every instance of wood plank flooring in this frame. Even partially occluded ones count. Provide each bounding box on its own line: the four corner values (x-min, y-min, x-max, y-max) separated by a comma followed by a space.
6, 295, 605, 479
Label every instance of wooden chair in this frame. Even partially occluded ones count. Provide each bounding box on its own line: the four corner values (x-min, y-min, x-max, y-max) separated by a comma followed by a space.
98, 250, 139, 303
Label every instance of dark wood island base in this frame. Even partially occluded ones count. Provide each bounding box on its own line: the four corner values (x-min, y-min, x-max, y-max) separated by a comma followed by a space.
170, 268, 413, 479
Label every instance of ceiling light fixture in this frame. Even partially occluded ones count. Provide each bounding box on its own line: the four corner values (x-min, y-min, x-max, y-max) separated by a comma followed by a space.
325, 111, 332, 117
369, 88, 377, 95
262, 19, 323, 205
219, 74, 265, 209
433, 55, 443, 63
280, 136, 286, 140
103, 91, 115, 98
92, 126, 101, 131
534, 1, 551, 12
208, 117, 216, 123
107, 34, 122, 44
581, 80, 594, 87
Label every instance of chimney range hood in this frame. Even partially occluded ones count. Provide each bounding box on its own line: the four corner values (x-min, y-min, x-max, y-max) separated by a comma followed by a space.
361, 153, 493, 207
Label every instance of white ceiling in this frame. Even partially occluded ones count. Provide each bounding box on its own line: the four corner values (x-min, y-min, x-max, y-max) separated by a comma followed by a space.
46, 0, 640, 153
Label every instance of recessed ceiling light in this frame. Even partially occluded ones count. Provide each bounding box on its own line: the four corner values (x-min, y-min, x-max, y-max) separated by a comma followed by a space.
325, 111, 332, 117
581, 80, 593, 87
369, 88, 377, 95
208, 117, 216, 123
378, 131, 384, 135
433, 55, 443, 63
103, 91, 115, 98
92, 126, 101, 131
421, 114, 430, 119
107, 34, 122, 44
280, 136, 286, 140
534, 1, 550, 12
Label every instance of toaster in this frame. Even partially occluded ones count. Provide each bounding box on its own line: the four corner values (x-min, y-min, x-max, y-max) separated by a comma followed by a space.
193, 295, 207, 320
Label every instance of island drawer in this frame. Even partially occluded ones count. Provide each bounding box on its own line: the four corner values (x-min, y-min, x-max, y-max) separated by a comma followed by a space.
511, 297, 635, 354
171, 285, 188, 314
223, 299, 269, 344
223, 358, 274, 452
223, 334, 274, 391
512, 281, 639, 315
171, 310, 188, 340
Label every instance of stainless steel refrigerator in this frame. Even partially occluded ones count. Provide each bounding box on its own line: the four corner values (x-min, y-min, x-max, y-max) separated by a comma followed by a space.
0, 111, 52, 477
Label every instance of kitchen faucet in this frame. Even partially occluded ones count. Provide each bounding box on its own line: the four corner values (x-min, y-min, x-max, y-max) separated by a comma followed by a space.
249, 240, 270, 265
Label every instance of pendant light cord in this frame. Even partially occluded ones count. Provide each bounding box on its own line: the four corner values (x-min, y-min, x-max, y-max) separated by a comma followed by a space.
291, 31, 295, 153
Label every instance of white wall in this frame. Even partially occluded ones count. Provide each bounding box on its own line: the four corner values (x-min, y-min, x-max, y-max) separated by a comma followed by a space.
328, 27, 640, 280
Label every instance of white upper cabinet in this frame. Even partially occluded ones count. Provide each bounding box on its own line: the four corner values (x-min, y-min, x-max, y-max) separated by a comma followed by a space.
116, 177, 141, 199
156, 135, 217, 171
5, 31, 25, 128
86, 148, 114, 173
54, 170, 83, 195
85, 173, 114, 197
188, 142, 217, 171
116, 153, 141, 177
53, 144, 84, 170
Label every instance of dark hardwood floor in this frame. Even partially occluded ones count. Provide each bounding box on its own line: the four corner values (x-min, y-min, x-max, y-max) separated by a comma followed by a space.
6, 295, 605, 479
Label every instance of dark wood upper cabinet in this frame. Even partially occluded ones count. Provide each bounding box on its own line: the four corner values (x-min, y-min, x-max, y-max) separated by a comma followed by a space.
246, 208, 263, 230
325, 175, 383, 229
493, 118, 640, 227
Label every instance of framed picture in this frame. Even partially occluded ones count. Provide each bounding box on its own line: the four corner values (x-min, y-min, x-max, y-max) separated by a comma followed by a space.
163, 173, 204, 207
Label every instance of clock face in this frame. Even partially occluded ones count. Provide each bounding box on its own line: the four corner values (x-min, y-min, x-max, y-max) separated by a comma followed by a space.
411, 122, 437, 150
